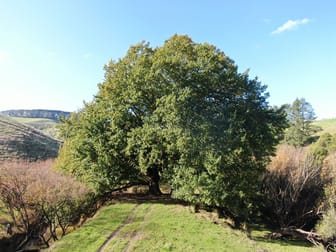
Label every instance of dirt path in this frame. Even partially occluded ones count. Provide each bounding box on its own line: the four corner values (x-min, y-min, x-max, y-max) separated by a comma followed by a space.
121, 205, 154, 252
97, 204, 141, 252
96, 193, 186, 252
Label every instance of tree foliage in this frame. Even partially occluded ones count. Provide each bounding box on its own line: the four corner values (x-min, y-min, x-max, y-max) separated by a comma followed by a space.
57, 35, 287, 219
307, 133, 336, 209
285, 98, 321, 146
311, 134, 336, 247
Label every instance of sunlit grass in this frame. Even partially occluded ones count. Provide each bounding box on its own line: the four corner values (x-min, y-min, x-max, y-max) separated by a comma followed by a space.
47, 203, 136, 252
102, 204, 150, 251
249, 224, 322, 252
12, 117, 59, 138
130, 204, 259, 252
314, 118, 336, 135
48, 202, 323, 252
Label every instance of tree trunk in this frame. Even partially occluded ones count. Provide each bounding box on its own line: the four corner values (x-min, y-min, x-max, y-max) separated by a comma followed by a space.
147, 167, 162, 195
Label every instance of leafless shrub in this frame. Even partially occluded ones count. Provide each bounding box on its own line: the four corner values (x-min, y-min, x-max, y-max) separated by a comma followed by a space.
262, 145, 325, 228
0, 159, 90, 249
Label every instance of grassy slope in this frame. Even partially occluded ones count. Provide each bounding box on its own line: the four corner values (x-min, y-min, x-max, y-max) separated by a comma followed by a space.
314, 118, 336, 135
48, 203, 322, 252
11, 117, 59, 139
0, 115, 60, 160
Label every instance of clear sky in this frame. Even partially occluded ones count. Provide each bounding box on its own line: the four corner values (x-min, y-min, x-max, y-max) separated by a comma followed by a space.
0, 0, 335, 118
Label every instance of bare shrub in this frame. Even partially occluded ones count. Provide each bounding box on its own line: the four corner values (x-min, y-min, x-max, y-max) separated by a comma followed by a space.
262, 145, 325, 228
0, 159, 90, 249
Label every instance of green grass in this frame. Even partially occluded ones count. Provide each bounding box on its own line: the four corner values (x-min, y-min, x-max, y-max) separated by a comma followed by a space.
102, 204, 149, 251
314, 118, 336, 135
11, 117, 59, 139
47, 203, 136, 252
129, 204, 260, 252
49, 202, 322, 252
249, 225, 322, 252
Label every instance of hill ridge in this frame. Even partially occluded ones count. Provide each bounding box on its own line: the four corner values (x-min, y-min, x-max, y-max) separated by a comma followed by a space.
0, 109, 70, 121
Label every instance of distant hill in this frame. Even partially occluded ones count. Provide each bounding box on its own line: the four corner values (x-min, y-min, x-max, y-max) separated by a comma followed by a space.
0, 109, 70, 121
314, 118, 336, 135
0, 115, 60, 161
11, 117, 60, 139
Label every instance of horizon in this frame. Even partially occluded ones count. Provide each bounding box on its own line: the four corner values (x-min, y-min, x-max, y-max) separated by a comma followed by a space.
1, 1, 336, 119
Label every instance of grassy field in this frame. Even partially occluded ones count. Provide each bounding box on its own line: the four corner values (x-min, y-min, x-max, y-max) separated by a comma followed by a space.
48, 202, 322, 252
314, 118, 336, 135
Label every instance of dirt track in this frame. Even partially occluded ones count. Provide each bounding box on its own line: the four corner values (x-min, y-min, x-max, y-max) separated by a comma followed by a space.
97, 204, 141, 252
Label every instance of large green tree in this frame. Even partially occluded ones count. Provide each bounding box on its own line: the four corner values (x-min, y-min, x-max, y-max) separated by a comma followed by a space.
285, 98, 321, 146
57, 35, 286, 217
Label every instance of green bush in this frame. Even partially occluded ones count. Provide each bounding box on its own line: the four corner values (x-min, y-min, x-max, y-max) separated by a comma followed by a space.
316, 207, 336, 241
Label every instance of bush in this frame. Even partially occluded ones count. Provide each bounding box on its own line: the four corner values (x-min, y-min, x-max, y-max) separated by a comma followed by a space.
262, 145, 325, 228
0, 160, 90, 249
316, 207, 336, 241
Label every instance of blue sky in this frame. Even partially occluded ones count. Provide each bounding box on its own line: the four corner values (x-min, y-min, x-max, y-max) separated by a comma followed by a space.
0, 0, 335, 118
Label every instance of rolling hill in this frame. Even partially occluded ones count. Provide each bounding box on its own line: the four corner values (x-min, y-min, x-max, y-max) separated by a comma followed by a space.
0, 109, 71, 139
11, 117, 60, 139
0, 115, 60, 161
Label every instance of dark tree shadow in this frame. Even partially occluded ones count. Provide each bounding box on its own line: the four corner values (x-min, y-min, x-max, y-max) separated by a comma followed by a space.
247, 224, 317, 250
108, 192, 189, 206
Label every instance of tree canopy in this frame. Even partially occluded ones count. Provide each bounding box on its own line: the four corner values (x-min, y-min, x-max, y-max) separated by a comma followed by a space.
57, 35, 287, 217
285, 98, 321, 146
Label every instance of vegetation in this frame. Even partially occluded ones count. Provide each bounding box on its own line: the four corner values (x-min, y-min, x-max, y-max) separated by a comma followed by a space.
258, 130, 336, 249
262, 144, 325, 229
0, 115, 60, 161
310, 134, 336, 249
314, 118, 336, 135
284, 98, 321, 146
47, 203, 136, 252
49, 202, 321, 252
316, 208, 336, 242
0, 160, 90, 250
57, 35, 287, 224
2, 36, 336, 251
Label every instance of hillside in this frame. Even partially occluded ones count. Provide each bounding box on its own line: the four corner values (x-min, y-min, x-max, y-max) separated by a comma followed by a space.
0, 115, 60, 161
0, 109, 70, 139
314, 118, 336, 135
11, 117, 59, 139
0, 109, 70, 121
